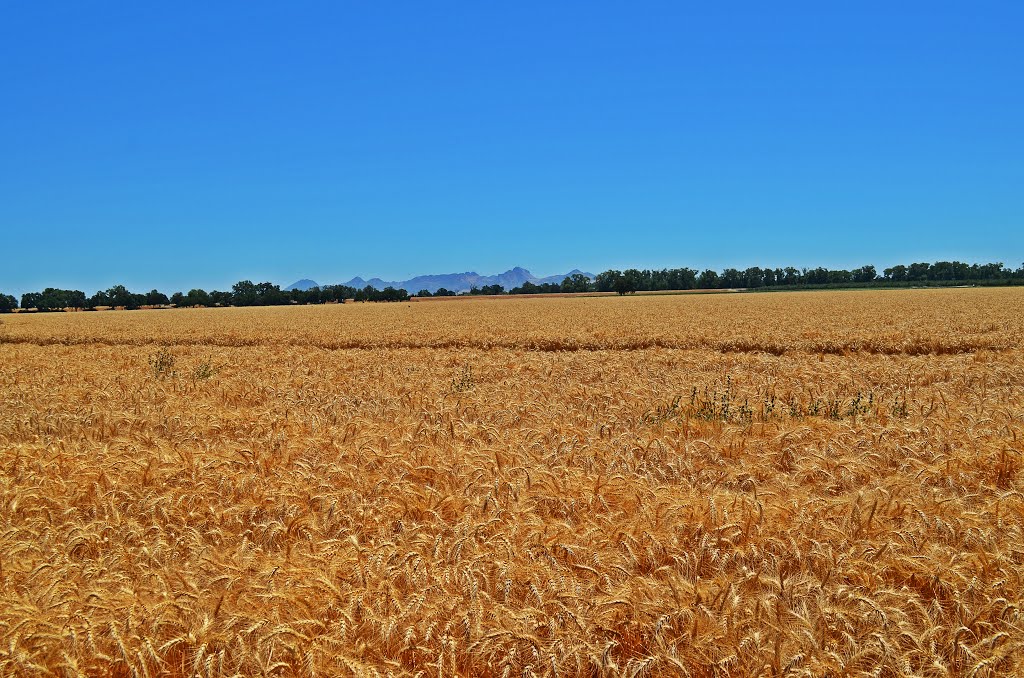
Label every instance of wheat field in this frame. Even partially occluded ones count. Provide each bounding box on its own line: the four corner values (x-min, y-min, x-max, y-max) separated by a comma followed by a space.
1, 289, 1023, 676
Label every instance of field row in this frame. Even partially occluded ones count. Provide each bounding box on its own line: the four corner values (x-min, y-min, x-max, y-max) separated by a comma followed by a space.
2, 288, 1022, 355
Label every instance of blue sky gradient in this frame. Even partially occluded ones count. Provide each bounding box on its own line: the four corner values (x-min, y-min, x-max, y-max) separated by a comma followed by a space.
2, 2, 1022, 296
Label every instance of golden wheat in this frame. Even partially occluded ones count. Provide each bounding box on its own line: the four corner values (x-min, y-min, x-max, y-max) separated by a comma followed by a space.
0, 288, 1022, 676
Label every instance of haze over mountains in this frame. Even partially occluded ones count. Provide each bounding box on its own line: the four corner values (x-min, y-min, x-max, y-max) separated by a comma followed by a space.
285, 267, 594, 295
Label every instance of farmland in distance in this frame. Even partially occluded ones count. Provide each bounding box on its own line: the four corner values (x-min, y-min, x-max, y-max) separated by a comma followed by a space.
1, 288, 1023, 676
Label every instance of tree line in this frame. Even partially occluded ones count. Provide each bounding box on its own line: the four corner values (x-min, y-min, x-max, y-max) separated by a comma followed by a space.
418, 261, 1024, 296
2, 260, 1022, 311
3, 281, 411, 312
586, 261, 1023, 295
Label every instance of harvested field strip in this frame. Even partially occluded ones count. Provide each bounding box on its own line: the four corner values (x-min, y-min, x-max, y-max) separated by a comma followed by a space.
0, 332, 1013, 355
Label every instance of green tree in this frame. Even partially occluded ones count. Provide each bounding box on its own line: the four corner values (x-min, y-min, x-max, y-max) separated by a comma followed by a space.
975, 262, 1006, 280
104, 285, 143, 309
232, 280, 258, 306
883, 265, 907, 282
612, 270, 641, 295
697, 270, 719, 289
510, 281, 541, 295
321, 285, 355, 302
21, 292, 41, 310
562, 273, 592, 293
594, 270, 621, 293
210, 290, 233, 306
88, 290, 110, 307
852, 265, 877, 283
827, 269, 852, 284
804, 267, 829, 284
145, 289, 170, 305
907, 262, 930, 281
24, 288, 88, 311
380, 287, 410, 301
720, 268, 742, 288
255, 282, 286, 305
184, 289, 212, 306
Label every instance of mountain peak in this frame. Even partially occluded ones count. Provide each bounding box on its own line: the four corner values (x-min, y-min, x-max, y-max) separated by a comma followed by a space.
291, 267, 593, 295
284, 279, 320, 291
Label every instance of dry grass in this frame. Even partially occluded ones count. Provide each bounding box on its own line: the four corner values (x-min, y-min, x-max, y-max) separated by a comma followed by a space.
1, 288, 1023, 676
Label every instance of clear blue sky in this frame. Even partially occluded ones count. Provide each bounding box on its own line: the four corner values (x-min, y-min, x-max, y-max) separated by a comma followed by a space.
2, 2, 1022, 296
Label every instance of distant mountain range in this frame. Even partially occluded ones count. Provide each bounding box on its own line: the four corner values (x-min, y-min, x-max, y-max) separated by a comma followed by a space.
284, 267, 594, 294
